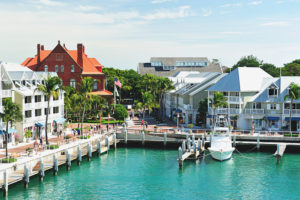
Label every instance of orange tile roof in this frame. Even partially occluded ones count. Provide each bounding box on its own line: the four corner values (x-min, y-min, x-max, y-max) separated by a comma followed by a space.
90, 90, 113, 96
21, 46, 104, 75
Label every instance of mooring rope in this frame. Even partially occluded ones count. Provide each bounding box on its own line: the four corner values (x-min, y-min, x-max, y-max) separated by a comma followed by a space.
234, 147, 274, 160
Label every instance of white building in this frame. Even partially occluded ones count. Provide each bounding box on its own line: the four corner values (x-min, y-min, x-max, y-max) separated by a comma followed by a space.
0, 62, 65, 143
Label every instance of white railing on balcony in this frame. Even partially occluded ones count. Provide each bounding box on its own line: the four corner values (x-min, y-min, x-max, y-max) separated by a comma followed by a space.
2, 90, 11, 98
244, 109, 264, 115
228, 96, 240, 102
209, 108, 240, 115
183, 104, 192, 110
284, 109, 300, 115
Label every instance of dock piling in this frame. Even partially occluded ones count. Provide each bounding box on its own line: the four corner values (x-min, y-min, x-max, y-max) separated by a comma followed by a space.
77, 145, 82, 166
163, 132, 167, 147
3, 169, 8, 196
233, 134, 236, 147
88, 142, 92, 161
178, 147, 183, 169
40, 158, 45, 181
142, 131, 145, 145
53, 154, 58, 176
182, 141, 186, 152
187, 137, 191, 152
113, 133, 117, 149
24, 164, 29, 188
97, 139, 101, 156
257, 133, 260, 150
105, 136, 109, 151
201, 134, 204, 148
66, 150, 71, 170
197, 138, 202, 154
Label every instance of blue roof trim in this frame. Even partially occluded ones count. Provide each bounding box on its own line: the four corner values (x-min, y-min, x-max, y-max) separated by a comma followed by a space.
267, 117, 280, 121
285, 117, 300, 121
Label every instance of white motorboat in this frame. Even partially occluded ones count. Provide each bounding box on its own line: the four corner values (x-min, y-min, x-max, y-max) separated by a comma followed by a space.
208, 116, 235, 161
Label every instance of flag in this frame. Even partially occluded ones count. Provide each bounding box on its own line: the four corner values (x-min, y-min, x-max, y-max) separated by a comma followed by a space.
114, 78, 122, 88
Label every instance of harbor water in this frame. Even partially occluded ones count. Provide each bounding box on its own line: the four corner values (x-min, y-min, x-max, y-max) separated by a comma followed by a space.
7, 148, 300, 200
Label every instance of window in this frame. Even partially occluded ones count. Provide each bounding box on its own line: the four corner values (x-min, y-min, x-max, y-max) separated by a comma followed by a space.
93, 80, 98, 90
55, 65, 59, 72
53, 106, 59, 114
25, 96, 32, 104
56, 54, 63, 61
151, 61, 162, 67
44, 65, 48, 72
25, 110, 32, 118
70, 79, 76, 88
71, 65, 75, 73
61, 65, 64, 73
44, 108, 50, 115
44, 95, 48, 101
268, 85, 278, 97
252, 103, 261, 109
35, 109, 42, 117
32, 80, 36, 85
35, 95, 41, 102
53, 95, 59, 101
269, 103, 279, 110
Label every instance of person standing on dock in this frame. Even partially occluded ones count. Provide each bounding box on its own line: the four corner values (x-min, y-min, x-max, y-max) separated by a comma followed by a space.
106, 124, 109, 132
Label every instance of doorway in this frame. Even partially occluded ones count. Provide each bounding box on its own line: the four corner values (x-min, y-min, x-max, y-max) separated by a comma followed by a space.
291, 121, 297, 131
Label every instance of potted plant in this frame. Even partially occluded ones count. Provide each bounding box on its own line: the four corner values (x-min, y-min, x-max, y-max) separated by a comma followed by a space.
24, 130, 32, 143
154, 126, 158, 133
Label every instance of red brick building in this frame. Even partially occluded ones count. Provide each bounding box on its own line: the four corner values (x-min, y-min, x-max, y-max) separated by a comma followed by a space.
21, 41, 112, 97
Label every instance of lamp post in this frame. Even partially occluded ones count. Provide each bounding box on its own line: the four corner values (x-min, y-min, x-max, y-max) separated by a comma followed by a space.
177, 112, 179, 131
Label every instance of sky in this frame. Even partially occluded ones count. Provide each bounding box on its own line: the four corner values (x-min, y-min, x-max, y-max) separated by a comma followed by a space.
1, 0, 300, 70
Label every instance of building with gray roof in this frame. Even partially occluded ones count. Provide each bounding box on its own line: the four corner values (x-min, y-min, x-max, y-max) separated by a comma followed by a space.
138, 57, 222, 77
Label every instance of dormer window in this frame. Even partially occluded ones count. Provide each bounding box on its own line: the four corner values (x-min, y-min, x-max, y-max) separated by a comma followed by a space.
268, 84, 278, 97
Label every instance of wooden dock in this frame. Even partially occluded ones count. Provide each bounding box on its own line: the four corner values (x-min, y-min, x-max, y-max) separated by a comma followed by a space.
0, 132, 118, 196
274, 144, 287, 164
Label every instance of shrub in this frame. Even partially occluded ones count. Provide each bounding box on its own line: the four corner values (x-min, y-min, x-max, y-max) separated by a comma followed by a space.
79, 135, 90, 139
2, 158, 17, 163
24, 130, 32, 138
65, 135, 72, 139
113, 104, 128, 120
47, 145, 59, 150
26, 147, 33, 152
284, 133, 298, 137
187, 124, 194, 128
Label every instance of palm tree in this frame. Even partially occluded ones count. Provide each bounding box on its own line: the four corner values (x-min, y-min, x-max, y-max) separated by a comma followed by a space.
210, 92, 228, 126
63, 86, 76, 120
284, 83, 300, 132
135, 92, 158, 120
79, 77, 97, 135
35, 75, 62, 145
1, 98, 22, 159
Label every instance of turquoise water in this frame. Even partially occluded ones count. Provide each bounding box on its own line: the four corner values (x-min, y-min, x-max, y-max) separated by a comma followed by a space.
7, 148, 300, 200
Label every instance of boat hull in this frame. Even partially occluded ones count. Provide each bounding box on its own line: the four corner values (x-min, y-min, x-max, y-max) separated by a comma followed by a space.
208, 148, 235, 161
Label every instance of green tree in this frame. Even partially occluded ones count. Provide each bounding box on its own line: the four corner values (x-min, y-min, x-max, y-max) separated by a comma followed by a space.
35, 75, 62, 145
113, 104, 128, 120
156, 77, 174, 117
282, 61, 300, 76
226, 55, 262, 73
260, 63, 280, 77
1, 98, 22, 159
79, 77, 98, 135
284, 83, 300, 132
197, 98, 208, 127
210, 92, 228, 125
63, 86, 77, 119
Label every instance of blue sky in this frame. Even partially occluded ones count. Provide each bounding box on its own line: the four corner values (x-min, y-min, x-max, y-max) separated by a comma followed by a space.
1, 0, 300, 69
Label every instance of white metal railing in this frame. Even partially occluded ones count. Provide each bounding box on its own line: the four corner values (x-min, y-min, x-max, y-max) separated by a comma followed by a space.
244, 109, 264, 114
228, 96, 240, 102
284, 109, 300, 115
208, 108, 240, 115
2, 90, 11, 98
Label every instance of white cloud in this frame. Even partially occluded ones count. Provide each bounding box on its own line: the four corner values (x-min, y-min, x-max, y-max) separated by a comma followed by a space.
220, 3, 242, 8
201, 8, 212, 17
76, 5, 102, 11
248, 1, 263, 5
151, 0, 173, 4
261, 21, 290, 26
144, 6, 193, 20
38, 0, 64, 6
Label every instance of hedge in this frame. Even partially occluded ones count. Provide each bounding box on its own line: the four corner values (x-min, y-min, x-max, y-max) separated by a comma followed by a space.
79, 135, 90, 139
47, 145, 59, 150
284, 133, 298, 137
2, 158, 17, 163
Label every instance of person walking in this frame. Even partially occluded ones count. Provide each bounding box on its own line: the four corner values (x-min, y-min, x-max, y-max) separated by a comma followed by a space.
106, 124, 109, 132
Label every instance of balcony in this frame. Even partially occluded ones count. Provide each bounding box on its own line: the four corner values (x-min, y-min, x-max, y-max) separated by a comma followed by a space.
209, 108, 240, 115
2, 90, 11, 98
284, 109, 300, 115
183, 104, 193, 110
244, 109, 264, 115
209, 95, 242, 104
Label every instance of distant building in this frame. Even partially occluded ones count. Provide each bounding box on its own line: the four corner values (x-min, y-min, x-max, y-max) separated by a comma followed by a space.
138, 57, 222, 77
21, 41, 112, 97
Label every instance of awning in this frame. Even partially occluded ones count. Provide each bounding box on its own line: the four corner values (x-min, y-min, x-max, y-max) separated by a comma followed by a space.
54, 118, 66, 123
35, 122, 45, 127
0, 129, 16, 135
285, 117, 300, 121
267, 116, 280, 121
207, 115, 214, 119
174, 109, 182, 113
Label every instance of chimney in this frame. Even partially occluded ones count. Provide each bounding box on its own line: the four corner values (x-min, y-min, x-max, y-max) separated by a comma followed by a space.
41, 45, 44, 51
63, 43, 66, 48
77, 43, 84, 67
37, 44, 41, 66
